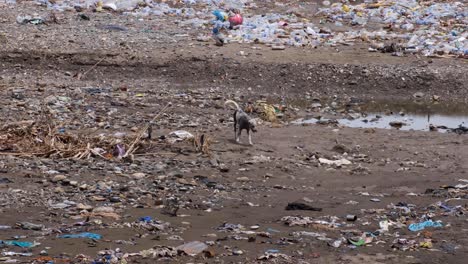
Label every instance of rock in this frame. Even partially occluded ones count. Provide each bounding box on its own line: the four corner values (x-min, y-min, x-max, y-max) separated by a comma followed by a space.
203, 249, 216, 258
76, 203, 93, 211
69, 181, 78, 187
285, 202, 323, 211
389, 121, 406, 128
347, 113, 361, 119
332, 144, 350, 154
272, 45, 286, 50
96, 181, 109, 190
318, 158, 352, 166
79, 184, 88, 190
219, 165, 229, 172
210, 158, 219, 167
413, 92, 424, 98
233, 249, 244, 255
54, 187, 65, 193
109, 197, 121, 203
169, 171, 183, 178
94, 206, 115, 213
61, 179, 71, 185
311, 102, 322, 108
236, 177, 251, 182
132, 172, 146, 180
18, 222, 44, 231
51, 175, 67, 183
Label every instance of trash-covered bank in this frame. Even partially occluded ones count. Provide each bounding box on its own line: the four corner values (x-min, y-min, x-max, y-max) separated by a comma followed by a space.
4, 0, 467, 57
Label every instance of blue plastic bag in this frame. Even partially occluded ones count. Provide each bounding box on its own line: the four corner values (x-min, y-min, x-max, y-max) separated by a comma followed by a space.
139, 216, 152, 223
408, 220, 443, 232
59, 232, 102, 240
212, 10, 227, 21
0, 240, 35, 248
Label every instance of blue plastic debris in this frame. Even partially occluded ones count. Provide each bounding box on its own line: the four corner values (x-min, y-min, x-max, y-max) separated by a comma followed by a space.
139, 216, 152, 223
0, 240, 35, 248
59, 232, 102, 240
408, 220, 443, 232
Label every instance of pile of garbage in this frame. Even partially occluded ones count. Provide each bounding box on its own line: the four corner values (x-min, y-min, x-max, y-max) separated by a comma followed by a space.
216, 0, 466, 57
28, 0, 250, 13
317, 0, 467, 57
281, 181, 467, 252
6, 0, 466, 57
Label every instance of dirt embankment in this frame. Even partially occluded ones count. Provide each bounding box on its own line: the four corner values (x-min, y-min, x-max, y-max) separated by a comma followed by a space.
1, 47, 467, 103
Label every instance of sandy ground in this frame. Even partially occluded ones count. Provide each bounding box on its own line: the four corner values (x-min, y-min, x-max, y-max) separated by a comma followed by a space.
0, 1, 468, 264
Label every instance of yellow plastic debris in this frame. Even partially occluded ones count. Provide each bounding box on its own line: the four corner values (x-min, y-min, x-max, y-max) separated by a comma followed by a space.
420, 239, 433, 249
255, 101, 277, 123
96, 1, 103, 12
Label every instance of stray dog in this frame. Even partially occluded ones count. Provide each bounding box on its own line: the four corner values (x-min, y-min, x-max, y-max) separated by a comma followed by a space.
225, 100, 257, 145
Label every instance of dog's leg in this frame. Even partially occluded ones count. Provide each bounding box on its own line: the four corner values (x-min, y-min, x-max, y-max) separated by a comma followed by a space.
236, 128, 241, 143
248, 129, 253, 145
233, 112, 239, 143
234, 122, 237, 141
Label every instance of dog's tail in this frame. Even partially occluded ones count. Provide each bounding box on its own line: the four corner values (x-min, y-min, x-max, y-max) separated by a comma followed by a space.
224, 100, 241, 111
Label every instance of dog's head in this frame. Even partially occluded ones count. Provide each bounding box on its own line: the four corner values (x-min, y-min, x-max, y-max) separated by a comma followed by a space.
249, 119, 257, 133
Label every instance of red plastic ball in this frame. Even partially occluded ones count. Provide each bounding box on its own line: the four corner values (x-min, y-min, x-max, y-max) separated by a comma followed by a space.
229, 14, 243, 27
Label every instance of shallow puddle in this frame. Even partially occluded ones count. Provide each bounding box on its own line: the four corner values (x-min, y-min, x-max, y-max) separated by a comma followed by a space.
294, 100, 468, 133
339, 113, 466, 132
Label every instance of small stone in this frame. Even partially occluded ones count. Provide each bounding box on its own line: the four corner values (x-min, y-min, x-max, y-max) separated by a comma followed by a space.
97, 181, 110, 190
233, 249, 244, 255
311, 102, 322, 108
76, 203, 93, 211
94, 206, 114, 213
54, 187, 64, 193
236, 177, 251, 182
132, 172, 146, 180
79, 184, 88, 190
219, 165, 229, 172
69, 181, 78, 187
51, 175, 67, 183
203, 249, 216, 258
169, 171, 183, 178
413, 92, 424, 98
109, 197, 121, 203
389, 121, 406, 128
215, 184, 226, 190
61, 179, 71, 185
271, 45, 286, 50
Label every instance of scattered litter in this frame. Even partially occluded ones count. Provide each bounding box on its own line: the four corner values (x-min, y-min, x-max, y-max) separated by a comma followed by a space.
17, 222, 43, 231
319, 158, 352, 166
139, 246, 178, 258
176, 241, 208, 256
168, 130, 194, 141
